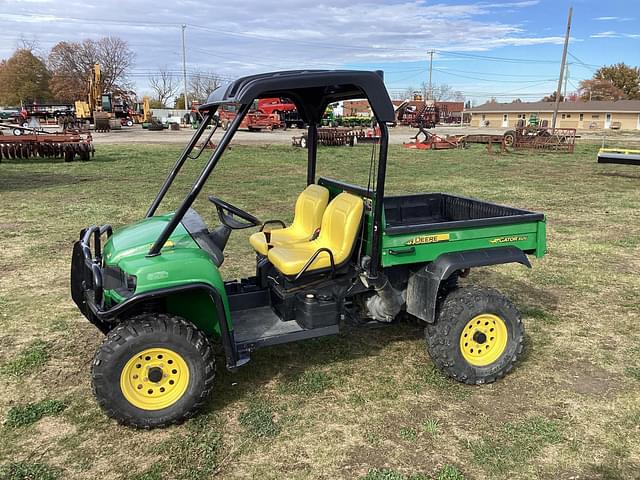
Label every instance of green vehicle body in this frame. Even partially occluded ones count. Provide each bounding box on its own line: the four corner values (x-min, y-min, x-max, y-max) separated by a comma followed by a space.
101, 214, 229, 338
96, 199, 545, 343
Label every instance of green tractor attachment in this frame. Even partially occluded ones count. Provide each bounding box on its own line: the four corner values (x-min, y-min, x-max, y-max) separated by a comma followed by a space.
71, 70, 546, 428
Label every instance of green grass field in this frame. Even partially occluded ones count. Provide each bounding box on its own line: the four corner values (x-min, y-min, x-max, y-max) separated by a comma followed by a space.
0, 142, 639, 479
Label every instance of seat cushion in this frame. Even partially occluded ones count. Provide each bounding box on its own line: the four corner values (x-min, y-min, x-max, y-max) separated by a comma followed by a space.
249, 184, 329, 255
249, 227, 316, 256
267, 241, 333, 276
268, 192, 363, 277
249, 231, 270, 256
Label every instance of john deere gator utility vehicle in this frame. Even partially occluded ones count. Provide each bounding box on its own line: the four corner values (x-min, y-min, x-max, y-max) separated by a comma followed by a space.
71, 70, 547, 428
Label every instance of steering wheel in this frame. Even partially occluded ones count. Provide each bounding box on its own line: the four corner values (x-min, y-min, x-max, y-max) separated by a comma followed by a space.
208, 196, 261, 230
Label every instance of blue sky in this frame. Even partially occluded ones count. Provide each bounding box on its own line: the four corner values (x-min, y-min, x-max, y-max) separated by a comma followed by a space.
0, 0, 638, 104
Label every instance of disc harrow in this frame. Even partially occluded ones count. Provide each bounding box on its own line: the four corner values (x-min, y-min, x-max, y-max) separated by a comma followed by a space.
0, 132, 94, 162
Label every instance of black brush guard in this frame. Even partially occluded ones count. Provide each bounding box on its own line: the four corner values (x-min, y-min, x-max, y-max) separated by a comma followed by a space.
70, 225, 112, 333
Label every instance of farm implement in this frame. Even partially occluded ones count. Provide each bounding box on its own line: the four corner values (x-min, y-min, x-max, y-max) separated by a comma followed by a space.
71, 70, 546, 428
396, 101, 444, 128
597, 148, 640, 166
503, 122, 576, 153
403, 128, 465, 150
292, 127, 379, 148
0, 126, 94, 162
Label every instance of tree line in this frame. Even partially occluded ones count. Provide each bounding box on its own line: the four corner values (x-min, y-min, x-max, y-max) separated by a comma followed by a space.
540, 63, 640, 102
0, 38, 134, 106
0, 39, 223, 109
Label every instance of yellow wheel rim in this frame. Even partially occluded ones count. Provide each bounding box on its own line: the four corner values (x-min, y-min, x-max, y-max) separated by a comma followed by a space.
459, 314, 508, 367
120, 348, 190, 411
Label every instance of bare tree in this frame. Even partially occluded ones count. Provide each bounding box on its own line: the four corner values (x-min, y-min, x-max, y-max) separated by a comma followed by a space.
96, 37, 135, 94
48, 36, 134, 102
431, 84, 464, 102
16, 36, 42, 56
189, 70, 223, 102
149, 67, 179, 107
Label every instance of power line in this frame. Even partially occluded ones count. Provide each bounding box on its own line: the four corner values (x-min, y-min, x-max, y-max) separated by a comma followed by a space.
433, 67, 558, 78
432, 67, 556, 84
567, 52, 598, 73
436, 50, 558, 64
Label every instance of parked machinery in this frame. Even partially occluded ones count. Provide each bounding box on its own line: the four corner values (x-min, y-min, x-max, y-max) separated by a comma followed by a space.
597, 148, 640, 166
396, 101, 444, 128
503, 119, 576, 153
132, 96, 152, 124
218, 101, 282, 131
403, 128, 465, 150
0, 126, 94, 162
258, 97, 305, 129
75, 64, 134, 132
292, 127, 380, 148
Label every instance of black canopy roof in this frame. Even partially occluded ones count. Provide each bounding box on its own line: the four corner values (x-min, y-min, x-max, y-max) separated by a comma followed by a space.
199, 70, 395, 124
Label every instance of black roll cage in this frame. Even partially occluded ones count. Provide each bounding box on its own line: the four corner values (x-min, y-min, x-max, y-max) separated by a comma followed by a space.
144, 70, 392, 276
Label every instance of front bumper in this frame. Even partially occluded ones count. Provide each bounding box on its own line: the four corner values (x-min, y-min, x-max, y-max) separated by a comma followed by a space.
70, 225, 115, 333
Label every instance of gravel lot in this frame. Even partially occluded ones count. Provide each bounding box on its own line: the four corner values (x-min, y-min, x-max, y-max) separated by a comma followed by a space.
88, 124, 640, 146
2, 122, 639, 146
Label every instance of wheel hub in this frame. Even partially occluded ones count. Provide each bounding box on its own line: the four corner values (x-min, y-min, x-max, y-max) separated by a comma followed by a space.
148, 367, 164, 383
472, 331, 487, 344
459, 314, 508, 367
120, 347, 190, 411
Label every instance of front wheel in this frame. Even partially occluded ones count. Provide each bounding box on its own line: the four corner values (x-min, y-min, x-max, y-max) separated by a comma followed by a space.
91, 314, 216, 428
503, 130, 516, 146
425, 285, 524, 385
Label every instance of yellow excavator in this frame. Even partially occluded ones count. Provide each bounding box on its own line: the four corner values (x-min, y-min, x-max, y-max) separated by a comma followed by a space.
74, 63, 111, 132
132, 96, 151, 124
75, 64, 136, 131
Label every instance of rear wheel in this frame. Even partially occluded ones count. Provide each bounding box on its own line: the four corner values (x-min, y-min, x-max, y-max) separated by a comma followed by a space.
503, 130, 516, 146
91, 314, 216, 428
425, 285, 523, 385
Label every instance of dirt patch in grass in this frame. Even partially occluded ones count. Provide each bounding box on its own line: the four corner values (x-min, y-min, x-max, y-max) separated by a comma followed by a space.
563, 360, 621, 397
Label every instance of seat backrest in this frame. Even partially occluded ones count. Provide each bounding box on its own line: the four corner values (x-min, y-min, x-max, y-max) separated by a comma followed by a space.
317, 192, 364, 262
290, 184, 330, 234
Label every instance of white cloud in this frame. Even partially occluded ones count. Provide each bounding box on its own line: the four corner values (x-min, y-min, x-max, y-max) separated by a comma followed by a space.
0, 0, 565, 91
590, 31, 620, 38
594, 16, 634, 21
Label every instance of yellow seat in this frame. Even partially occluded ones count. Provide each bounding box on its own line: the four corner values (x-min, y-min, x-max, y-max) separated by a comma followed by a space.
249, 184, 329, 256
268, 192, 364, 277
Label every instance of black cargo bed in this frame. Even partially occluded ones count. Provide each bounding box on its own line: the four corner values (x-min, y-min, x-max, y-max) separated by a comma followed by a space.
384, 193, 544, 234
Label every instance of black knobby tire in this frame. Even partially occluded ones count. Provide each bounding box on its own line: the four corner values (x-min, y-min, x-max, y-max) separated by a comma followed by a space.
91, 314, 216, 428
425, 285, 524, 385
503, 130, 516, 146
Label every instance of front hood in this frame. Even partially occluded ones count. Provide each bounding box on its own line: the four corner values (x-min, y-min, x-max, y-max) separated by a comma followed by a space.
103, 213, 197, 265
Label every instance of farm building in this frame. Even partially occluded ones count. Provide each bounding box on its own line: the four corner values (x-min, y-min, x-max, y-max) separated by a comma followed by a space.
468, 100, 640, 130
342, 99, 373, 117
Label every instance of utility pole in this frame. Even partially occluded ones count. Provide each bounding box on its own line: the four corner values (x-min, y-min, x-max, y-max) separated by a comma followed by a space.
181, 24, 189, 110
427, 50, 435, 101
552, 7, 572, 128
563, 62, 570, 98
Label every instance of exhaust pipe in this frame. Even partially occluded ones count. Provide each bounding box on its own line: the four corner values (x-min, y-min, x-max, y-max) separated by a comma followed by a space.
362, 272, 404, 322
